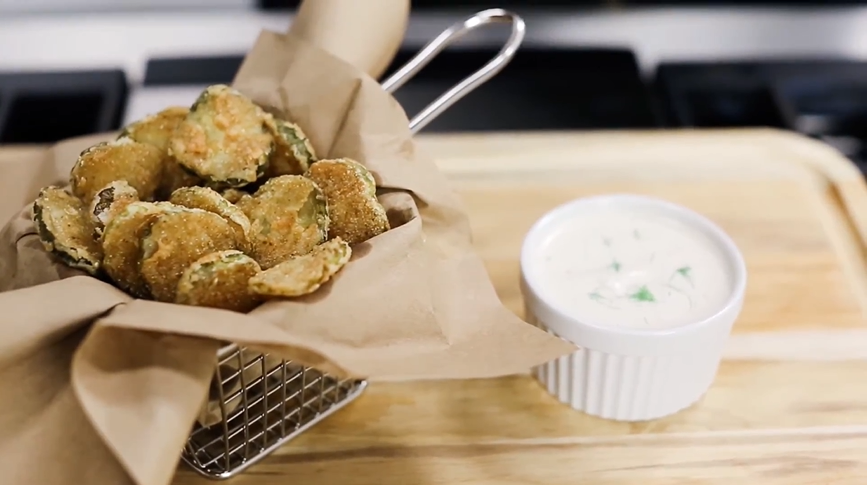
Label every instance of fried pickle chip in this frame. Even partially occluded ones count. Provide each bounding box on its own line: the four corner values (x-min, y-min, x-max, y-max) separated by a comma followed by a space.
249, 237, 351, 297
140, 208, 239, 302
304, 158, 389, 244
102, 201, 182, 298
120, 105, 202, 198
245, 175, 329, 269
169, 186, 251, 248
89, 180, 140, 239
121, 106, 188, 149
169, 84, 273, 187
176, 250, 261, 312
266, 118, 317, 177
70, 137, 164, 202
32, 186, 103, 275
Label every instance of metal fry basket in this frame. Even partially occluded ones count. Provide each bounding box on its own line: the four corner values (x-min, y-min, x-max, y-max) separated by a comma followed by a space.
181, 9, 525, 480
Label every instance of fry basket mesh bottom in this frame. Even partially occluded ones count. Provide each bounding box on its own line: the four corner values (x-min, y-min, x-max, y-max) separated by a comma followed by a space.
181, 347, 366, 480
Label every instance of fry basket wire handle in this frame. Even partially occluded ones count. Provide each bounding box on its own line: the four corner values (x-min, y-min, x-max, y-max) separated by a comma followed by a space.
381, 8, 526, 134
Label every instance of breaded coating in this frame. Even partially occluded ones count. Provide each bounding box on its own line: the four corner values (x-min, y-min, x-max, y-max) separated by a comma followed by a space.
32, 186, 102, 275
266, 118, 317, 177
102, 201, 182, 298
121, 105, 202, 198
169, 186, 251, 249
70, 137, 164, 202
176, 250, 261, 312
234, 193, 254, 214
245, 175, 329, 269
121, 106, 188, 150
169, 84, 273, 187
304, 158, 389, 244
140, 208, 239, 302
88, 180, 139, 239
249, 238, 351, 297
220, 188, 248, 204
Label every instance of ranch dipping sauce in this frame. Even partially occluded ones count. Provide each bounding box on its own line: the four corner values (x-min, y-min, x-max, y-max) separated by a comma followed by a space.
531, 209, 734, 330
521, 194, 748, 422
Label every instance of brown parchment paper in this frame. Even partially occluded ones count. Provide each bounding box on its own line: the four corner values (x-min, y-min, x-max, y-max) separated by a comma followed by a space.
0, 31, 574, 485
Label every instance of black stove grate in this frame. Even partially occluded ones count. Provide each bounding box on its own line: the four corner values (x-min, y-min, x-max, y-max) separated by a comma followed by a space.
6, 50, 867, 172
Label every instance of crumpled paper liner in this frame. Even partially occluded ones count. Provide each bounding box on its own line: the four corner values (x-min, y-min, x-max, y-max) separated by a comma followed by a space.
0, 31, 574, 485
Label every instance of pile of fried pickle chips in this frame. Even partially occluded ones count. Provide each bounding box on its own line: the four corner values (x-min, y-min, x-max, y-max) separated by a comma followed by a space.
33, 84, 390, 312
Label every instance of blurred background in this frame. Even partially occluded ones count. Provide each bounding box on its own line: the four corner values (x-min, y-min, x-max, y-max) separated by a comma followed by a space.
3, 0, 867, 171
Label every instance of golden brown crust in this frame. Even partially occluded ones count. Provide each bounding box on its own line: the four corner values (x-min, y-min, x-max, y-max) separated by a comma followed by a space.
121, 106, 188, 150
245, 175, 329, 269
304, 158, 389, 244
32, 186, 103, 275
169, 85, 273, 187
248, 237, 351, 297
234, 193, 254, 214
220, 188, 248, 204
169, 186, 251, 249
102, 201, 181, 297
121, 106, 202, 198
71, 137, 164, 202
139, 208, 239, 302
176, 250, 261, 312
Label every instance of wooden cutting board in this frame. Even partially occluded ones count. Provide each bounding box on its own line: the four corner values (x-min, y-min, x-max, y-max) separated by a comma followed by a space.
166, 128, 863, 483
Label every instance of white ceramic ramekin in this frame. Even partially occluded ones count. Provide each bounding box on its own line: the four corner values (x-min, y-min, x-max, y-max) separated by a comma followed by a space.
521, 194, 747, 422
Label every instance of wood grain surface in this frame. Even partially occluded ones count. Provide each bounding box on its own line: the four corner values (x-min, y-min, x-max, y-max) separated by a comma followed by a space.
174, 129, 867, 484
